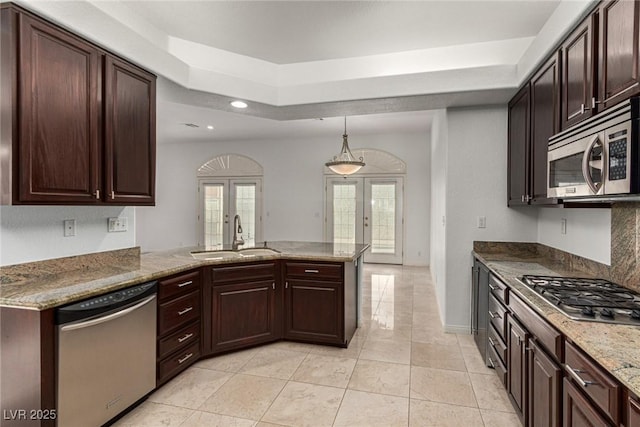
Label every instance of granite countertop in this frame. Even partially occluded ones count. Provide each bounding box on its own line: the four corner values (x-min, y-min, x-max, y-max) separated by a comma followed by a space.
473, 248, 640, 398
0, 241, 368, 311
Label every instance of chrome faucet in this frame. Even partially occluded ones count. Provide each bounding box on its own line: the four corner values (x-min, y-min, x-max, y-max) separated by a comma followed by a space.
232, 214, 244, 250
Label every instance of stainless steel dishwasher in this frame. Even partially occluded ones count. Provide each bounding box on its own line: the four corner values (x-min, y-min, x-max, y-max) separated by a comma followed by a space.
56, 281, 157, 427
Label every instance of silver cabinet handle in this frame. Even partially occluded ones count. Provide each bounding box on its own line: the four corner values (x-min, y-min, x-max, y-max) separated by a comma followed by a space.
178, 353, 193, 364
178, 307, 193, 316
110, 191, 115, 199
489, 311, 501, 319
488, 284, 497, 291
177, 280, 193, 288
488, 337, 496, 347
488, 357, 495, 369
305, 269, 319, 273
94, 189, 100, 199
565, 364, 596, 388
178, 333, 194, 343
285, 281, 289, 289
272, 282, 275, 290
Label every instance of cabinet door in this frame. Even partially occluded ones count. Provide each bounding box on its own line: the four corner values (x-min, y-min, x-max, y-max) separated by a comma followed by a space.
284, 279, 344, 345
530, 53, 561, 204
528, 339, 562, 427
507, 314, 529, 418
508, 85, 531, 206
209, 280, 277, 353
104, 56, 156, 205
598, 0, 640, 110
561, 15, 595, 129
628, 393, 640, 427
18, 14, 101, 203
563, 378, 612, 427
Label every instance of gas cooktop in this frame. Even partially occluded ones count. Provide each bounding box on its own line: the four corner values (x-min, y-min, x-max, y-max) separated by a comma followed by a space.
519, 275, 640, 326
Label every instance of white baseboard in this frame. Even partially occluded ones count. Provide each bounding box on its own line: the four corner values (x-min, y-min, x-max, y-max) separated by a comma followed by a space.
444, 325, 471, 334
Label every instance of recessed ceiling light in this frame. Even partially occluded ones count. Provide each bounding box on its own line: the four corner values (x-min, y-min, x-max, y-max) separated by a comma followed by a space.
207, 125, 214, 130
230, 100, 248, 109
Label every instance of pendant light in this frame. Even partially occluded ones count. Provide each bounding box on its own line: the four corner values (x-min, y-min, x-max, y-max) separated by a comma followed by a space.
325, 116, 365, 175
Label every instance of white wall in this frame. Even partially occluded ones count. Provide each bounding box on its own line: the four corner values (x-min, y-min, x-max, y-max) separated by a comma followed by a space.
442, 106, 539, 332
429, 109, 448, 318
0, 206, 135, 266
537, 208, 611, 265
136, 131, 431, 266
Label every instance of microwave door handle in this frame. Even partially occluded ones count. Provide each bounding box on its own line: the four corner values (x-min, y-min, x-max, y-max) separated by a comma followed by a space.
582, 136, 600, 194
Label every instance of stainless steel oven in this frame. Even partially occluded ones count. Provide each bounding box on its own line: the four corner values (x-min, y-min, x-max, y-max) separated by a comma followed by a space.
548, 98, 639, 199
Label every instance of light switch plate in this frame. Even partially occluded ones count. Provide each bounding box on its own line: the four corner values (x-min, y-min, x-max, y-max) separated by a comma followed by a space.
477, 216, 487, 229
63, 219, 76, 237
108, 217, 128, 232
561, 218, 567, 235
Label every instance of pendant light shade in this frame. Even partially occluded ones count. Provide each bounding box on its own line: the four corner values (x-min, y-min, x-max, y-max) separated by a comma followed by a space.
325, 117, 365, 175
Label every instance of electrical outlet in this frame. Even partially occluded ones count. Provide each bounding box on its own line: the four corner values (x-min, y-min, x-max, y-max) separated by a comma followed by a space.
561, 218, 567, 235
63, 219, 76, 237
108, 217, 128, 232
477, 216, 487, 228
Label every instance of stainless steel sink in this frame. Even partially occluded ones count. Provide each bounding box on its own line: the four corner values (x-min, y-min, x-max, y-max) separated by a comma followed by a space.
238, 248, 279, 257
190, 250, 241, 260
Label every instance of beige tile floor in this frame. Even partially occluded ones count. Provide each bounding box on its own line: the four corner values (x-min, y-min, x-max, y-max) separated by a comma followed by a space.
114, 264, 520, 427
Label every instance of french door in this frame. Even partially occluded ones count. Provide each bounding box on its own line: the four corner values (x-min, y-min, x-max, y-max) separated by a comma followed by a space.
198, 178, 262, 248
326, 177, 403, 264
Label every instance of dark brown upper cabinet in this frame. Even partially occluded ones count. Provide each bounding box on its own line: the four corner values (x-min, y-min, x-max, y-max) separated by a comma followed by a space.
0, 4, 156, 206
15, 13, 102, 204
508, 85, 530, 207
561, 15, 596, 130
530, 54, 561, 205
597, 0, 640, 110
104, 56, 156, 205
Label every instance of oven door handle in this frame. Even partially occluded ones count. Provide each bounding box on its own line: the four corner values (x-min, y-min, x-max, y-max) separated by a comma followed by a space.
60, 295, 157, 332
582, 135, 604, 195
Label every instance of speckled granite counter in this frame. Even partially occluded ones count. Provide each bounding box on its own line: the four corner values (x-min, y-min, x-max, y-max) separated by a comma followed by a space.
0, 241, 368, 310
473, 242, 640, 398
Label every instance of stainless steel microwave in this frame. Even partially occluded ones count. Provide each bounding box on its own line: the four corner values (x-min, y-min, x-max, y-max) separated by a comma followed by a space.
547, 98, 639, 199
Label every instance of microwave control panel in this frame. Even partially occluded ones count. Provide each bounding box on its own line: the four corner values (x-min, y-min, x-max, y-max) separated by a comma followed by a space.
609, 138, 627, 181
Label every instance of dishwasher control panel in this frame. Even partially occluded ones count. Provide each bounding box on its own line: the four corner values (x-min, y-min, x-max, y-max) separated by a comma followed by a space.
56, 281, 157, 324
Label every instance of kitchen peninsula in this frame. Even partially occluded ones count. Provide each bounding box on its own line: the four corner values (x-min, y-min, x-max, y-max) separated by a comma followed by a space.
0, 241, 366, 426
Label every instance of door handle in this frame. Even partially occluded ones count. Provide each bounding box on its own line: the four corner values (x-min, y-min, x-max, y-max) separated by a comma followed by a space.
582, 135, 604, 195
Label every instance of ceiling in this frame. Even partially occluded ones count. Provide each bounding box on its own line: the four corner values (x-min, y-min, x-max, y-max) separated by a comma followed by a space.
121, 1, 559, 64
21, 0, 575, 141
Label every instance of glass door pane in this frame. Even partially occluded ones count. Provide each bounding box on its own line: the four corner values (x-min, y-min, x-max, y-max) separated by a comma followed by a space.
203, 183, 226, 249
325, 178, 363, 252
364, 178, 403, 264
233, 183, 257, 247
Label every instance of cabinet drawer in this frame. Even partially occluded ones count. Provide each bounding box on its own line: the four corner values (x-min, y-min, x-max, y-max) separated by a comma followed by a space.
158, 341, 200, 383
564, 341, 620, 424
158, 321, 200, 359
488, 274, 508, 304
158, 270, 200, 302
158, 291, 200, 335
211, 262, 276, 283
509, 292, 562, 360
488, 293, 507, 341
285, 262, 342, 281
488, 342, 507, 386
488, 323, 507, 364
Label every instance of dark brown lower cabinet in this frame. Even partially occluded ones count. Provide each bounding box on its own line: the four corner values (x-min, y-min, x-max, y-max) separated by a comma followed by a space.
284, 279, 343, 345
507, 314, 529, 420
208, 280, 279, 353
563, 378, 612, 426
627, 391, 640, 427
528, 338, 562, 427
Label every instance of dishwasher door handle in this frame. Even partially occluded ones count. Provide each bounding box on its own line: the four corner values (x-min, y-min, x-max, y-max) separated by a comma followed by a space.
60, 295, 157, 332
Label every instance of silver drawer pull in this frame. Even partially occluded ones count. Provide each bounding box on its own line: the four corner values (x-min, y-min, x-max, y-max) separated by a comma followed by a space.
305, 269, 319, 273
177, 280, 193, 288
488, 284, 498, 291
178, 353, 193, 364
178, 333, 194, 343
565, 364, 597, 388
489, 311, 501, 319
178, 307, 193, 316
488, 337, 496, 347
488, 357, 495, 369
